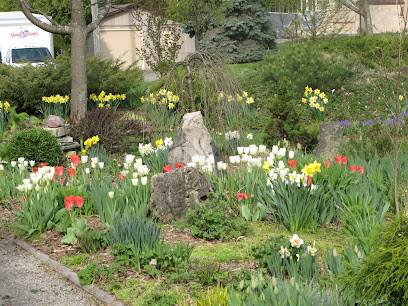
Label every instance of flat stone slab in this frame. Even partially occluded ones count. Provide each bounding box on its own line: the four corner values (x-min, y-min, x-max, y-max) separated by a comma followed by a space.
60, 142, 80, 151
44, 126, 69, 138
57, 136, 74, 143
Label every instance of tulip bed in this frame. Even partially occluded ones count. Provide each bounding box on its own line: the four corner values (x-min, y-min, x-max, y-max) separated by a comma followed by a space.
1, 124, 408, 305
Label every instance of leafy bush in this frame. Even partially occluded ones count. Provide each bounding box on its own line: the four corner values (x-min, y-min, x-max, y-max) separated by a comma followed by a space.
77, 228, 108, 254
78, 261, 126, 286
263, 78, 319, 151
185, 199, 252, 240
107, 215, 161, 256
72, 108, 143, 153
9, 128, 64, 166
0, 53, 143, 114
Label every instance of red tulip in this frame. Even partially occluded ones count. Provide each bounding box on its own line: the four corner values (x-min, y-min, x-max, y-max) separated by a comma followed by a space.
33, 167, 38, 173
342, 156, 348, 165
287, 159, 297, 170
175, 163, 183, 168
67, 168, 76, 177
349, 165, 358, 172
307, 176, 312, 186
70, 155, 80, 166
236, 193, 248, 201
55, 166, 64, 177
75, 196, 84, 208
60, 179, 66, 185
64, 195, 75, 210
358, 166, 364, 174
23, 196, 27, 203
325, 160, 331, 168
163, 165, 171, 173
117, 174, 125, 180
39, 162, 47, 168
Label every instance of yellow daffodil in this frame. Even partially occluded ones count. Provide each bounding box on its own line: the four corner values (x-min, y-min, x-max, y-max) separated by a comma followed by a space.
243, 91, 248, 97
399, 95, 404, 101
168, 102, 175, 109
319, 106, 324, 111
98, 103, 104, 108
262, 160, 271, 173
106, 104, 111, 109
301, 160, 321, 177
155, 139, 164, 147
81, 149, 87, 155
246, 97, 254, 104
302, 98, 307, 103
141, 96, 145, 103
121, 94, 126, 100
319, 92, 325, 98
323, 98, 328, 104
314, 89, 320, 94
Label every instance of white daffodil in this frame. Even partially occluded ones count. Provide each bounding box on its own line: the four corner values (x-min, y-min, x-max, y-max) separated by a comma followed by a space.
290, 234, 304, 248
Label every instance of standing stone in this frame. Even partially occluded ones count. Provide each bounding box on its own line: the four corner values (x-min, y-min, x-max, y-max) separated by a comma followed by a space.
150, 167, 213, 223
168, 111, 221, 168
45, 115, 65, 128
313, 122, 344, 159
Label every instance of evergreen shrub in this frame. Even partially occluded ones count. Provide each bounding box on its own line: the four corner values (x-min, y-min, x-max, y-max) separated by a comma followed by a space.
9, 128, 64, 166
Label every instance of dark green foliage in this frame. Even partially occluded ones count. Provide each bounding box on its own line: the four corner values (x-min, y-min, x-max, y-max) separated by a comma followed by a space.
71, 108, 143, 154
185, 199, 252, 240
0, 53, 143, 115
200, 0, 275, 63
106, 215, 161, 255
78, 261, 126, 286
251, 235, 287, 267
9, 128, 64, 166
261, 41, 357, 96
263, 78, 319, 150
338, 216, 408, 305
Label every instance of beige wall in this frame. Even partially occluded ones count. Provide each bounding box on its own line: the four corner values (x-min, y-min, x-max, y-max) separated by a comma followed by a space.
97, 10, 196, 69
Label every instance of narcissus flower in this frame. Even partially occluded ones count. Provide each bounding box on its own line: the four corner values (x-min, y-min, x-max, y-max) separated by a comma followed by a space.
290, 234, 304, 248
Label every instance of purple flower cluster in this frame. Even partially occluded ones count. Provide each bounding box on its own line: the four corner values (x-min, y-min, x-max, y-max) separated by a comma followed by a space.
341, 112, 408, 128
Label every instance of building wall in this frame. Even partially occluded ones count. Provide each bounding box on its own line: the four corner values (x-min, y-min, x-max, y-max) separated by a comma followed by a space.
96, 9, 196, 69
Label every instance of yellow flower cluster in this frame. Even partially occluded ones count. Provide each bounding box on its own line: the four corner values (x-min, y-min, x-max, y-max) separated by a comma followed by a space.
302, 86, 327, 112
301, 160, 321, 177
218, 91, 254, 104
140, 89, 180, 109
89, 91, 126, 109
82, 135, 99, 155
0, 101, 10, 113
42, 95, 69, 104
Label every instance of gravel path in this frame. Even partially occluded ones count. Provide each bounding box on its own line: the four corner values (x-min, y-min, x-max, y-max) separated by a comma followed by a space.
0, 237, 96, 306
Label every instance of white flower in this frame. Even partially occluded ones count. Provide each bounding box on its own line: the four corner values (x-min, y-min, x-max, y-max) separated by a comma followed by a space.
249, 145, 258, 156
217, 161, 227, 170
108, 191, 114, 199
123, 163, 129, 170
29, 160, 35, 167
164, 137, 173, 147
0, 165, 4, 171
138, 165, 150, 176
290, 234, 304, 248
22, 178, 31, 186
241, 154, 249, 162
243, 147, 250, 154
98, 162, 104, 169
81, 155, 88, 164
11, 161, 16, 167
279, 246, 290, 258
131, 178, 139, 186
207, 155, 215, 165
187, 162, 197, 168
272, 146, 278, 155
18, 157, 25, 164
135, 158, 143, 166
237, 147, 244, 155
202, 164, 213, 173
310, 184, 318, 193
307, 245, 317, 256
288, 151, 295, 159
132, 172, 139, 179
247, 133, 253, 140
259, 145, 266, 153
85, 168, 90, 174
278, 160, 285, 170
91, 162, 96, 169
23, 161, 28, 167
141, 176, 148, 186
91, 157, 98, 164
125, 154, 135, 164
277, 148, 286, 159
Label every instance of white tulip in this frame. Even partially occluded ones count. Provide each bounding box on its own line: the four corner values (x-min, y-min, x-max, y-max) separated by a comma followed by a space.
125, 154, 135, 164
237, 147, 244, 155
81, 155, 88, 164
259, 145, 266, 153
272, 145, 279, 155
23, 161, 28, 167
11, 161, 16, 167
0, 164, 4, 171
288, 150, 295, 159
91, 157, 98, 164
131, 178, 139, 186
108, 191, 114, 199
207, 155, 215, 165
18, 157, 25, 164
29, 160, 35, 167
141, 176, 148, 186
98, 162, 104, 169
85, 168, 90, 174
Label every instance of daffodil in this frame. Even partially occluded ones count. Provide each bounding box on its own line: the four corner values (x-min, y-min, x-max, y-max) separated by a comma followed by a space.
168, 102, 174, 109
399, 95, 404, 101
155, 139, 164, 147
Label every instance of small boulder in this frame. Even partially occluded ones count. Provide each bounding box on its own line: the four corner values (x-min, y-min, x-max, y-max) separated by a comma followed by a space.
168, 111, 221, 170
313, 122, 344, 159
149, 167, 213, 224
45, 115, 65, 128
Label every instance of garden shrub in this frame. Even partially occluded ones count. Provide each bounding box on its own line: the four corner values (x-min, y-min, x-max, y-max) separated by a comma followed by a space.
261, 41, 358, 96
338, 216, 408, 305
185, 199, 252, 241
9, 128, 64, 166
72, 108, 144, 154
263, 78, 319, 150
0, 53, 143, 115
200, 0, 276, 63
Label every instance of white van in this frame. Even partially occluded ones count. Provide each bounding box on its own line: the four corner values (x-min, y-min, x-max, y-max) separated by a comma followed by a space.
0, 11, 54, 66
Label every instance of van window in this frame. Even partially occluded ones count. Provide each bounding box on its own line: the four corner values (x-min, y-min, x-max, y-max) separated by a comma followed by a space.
12, 47, 52, 63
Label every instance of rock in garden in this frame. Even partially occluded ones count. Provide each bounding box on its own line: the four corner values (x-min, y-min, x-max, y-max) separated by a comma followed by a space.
45, 115, 64, 128
313, 122, 344, 159
168, 111, 221, 169
150, 167, 213, 223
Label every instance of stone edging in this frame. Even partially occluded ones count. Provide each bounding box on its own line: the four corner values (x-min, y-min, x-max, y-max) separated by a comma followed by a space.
1, 233, 124, 306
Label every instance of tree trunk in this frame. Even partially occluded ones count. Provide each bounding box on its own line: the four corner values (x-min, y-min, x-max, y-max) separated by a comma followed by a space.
70, 0, 88, 124
194, 29, 200, 51
363, 0, 373, 36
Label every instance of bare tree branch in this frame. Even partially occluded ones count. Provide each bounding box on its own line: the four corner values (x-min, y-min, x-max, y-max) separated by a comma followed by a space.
86, 0, 112, 34
337, 0, 366, 17
17, 0, 71, 34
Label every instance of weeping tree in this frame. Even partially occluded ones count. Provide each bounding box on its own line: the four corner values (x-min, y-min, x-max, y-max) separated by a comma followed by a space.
17, 0, 112, 124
